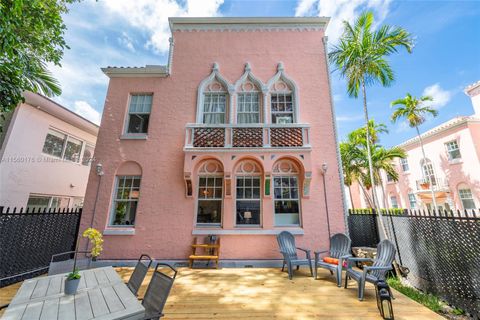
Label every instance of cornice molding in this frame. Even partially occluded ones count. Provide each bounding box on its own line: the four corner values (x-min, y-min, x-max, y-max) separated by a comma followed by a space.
169, 17, 329, 33
101, 65, 168, 78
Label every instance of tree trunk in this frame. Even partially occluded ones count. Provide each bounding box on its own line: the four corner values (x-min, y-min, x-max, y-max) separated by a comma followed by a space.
348, 185, 355, 210
359, 182, 374, 208
361, 79, 388, 238
416, 125, 437, 211
379, 176, 389, 209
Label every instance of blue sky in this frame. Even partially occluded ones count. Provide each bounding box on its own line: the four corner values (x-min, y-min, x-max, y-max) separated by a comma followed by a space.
51, 0, 480, 147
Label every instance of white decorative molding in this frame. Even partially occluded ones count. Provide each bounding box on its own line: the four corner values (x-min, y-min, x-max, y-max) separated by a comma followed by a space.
192, 228, 305, 235
101, 65, 168, 78
196, 63, 234, 123
167, 37, 175, 75
273, 159, 300, 174
198, 159, 224, 174
235, 160, 262, 175
267, 62, 300, 123
169, 17, 329, 33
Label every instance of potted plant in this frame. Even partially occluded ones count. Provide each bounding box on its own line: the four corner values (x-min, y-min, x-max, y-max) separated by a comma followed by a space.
65, 268, 81, 295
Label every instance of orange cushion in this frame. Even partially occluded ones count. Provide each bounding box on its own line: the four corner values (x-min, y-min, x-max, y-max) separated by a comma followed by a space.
323, 257, 339, 265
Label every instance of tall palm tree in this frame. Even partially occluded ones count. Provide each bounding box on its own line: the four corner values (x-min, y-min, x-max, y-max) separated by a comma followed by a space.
340, 140, 364, 209
329, 11, 413, 210
391, 93, 439, 210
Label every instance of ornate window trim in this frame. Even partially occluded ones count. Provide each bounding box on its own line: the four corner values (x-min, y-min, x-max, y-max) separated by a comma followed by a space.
266, 62, 300, 123
234, 63, 268, 124
197, 63, 235, 124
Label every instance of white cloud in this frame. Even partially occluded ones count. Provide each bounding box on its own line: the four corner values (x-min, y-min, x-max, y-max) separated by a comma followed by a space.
102, 0, 224, 53
422, 83, 452, 109
118, 32, 135, 52
73, 100, 102, 125
295, 0, 392, 42
395, 121, 410, 133
336, 114, 363, 122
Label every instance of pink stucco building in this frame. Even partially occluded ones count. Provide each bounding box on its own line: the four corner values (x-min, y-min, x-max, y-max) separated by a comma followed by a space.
80, 17, 346, 264
0, 92, 98, 210
350, 81, 480, 212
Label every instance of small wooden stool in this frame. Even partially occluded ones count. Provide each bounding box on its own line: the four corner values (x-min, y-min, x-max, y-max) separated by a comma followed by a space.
188, 237, 220, 268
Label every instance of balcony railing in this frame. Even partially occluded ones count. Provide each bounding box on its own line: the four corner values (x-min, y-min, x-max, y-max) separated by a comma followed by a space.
184, 123, 311, 149
415, 177, 449, 192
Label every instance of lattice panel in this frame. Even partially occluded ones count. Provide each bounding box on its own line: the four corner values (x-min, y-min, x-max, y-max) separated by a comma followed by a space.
349, 209, 480, 316
270, 128, 303, 147
0, 208, 82, 287
347, 214, 380, 247
193, 128, 225, 148
232, 128, 263, 147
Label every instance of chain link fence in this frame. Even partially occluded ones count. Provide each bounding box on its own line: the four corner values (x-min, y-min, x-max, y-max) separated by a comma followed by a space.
348, 208, 480, 317
0, 207, 82, 287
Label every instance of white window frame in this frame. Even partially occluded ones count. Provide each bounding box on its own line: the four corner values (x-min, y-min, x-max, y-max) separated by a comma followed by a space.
400, 158, 409, 172
273, 175, 301, 227
42, 128, 94, 165
202, 92, 227, 124
459, 188, 476, 210
408, 193, 416, 209
445, 140, 461, 161
109, 176, 141, 227
235, 175, 262, 227
270, 92, 295, 124
236, 92, 261, 124
196, 174, 223, 227
390, 196, 399, 209
422, 161, 437, 186
124, 94, 153, 135
26, 194, 71, 211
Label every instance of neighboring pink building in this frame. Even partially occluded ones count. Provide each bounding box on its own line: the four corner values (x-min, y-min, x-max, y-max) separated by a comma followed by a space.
350, 81, 480, 211
80, 17, 346, 264
0, 92, 99, 210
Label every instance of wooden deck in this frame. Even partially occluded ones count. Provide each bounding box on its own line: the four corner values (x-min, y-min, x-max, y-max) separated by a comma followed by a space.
1, 267, 443, 320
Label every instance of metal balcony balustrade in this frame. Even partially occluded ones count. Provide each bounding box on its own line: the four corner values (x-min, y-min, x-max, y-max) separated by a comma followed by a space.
184, 123, 311, 149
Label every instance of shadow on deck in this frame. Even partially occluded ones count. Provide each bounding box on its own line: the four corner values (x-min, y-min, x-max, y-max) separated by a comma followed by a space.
1, 267, 442, 319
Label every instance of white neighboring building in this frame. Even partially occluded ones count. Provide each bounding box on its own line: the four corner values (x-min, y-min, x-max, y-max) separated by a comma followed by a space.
0, 92, 99, 210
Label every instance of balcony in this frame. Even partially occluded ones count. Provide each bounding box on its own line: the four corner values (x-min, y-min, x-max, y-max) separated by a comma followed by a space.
415, 177, 449, 192
184, 124, 311, 149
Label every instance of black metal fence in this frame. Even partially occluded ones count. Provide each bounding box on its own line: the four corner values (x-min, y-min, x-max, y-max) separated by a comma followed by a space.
0, 207, 82, 287
348, 208, 480, 317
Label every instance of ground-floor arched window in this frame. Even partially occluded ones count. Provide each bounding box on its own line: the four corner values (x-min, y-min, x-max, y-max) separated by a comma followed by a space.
235, 160, 262, 226
273, 159, 300, 226
196, 160, 223, 226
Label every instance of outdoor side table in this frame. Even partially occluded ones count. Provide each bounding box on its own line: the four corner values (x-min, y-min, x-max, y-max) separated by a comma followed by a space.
2, 266, 145, 320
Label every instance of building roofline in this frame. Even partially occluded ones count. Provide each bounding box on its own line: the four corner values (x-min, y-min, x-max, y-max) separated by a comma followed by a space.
23, 91, 99, 136
169, 16, 330, 29
464, 80, 480, 96
397, 115, 480, 148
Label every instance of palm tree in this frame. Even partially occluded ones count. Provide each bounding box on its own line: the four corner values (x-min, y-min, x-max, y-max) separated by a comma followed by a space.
391, 93, 439, 210
329, 11, 413, 210
340, 140, 364, 209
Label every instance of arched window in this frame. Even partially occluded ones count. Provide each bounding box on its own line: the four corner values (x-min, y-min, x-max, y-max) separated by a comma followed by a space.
197, 63, 233, 124
267, 63, 299, 124
235, 63, 265, 124
421, 158, 436, 186
272, 159, 301, 226
458, 183, 476, 209
109, 161, 142, 227
196, 160, 223, 226
234, 160, 262, 226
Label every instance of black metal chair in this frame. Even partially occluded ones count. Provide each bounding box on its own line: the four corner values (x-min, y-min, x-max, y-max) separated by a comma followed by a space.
141, 263, 177, 320
127, 254, 153, 296
48, 250, 92, 276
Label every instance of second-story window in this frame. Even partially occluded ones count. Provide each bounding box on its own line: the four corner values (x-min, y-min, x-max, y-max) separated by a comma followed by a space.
127, 94, 152, 134
400, 158, 409, 172
42, 128, 93, 164
271, 93, 293, 124
203, 93, 226, 124
446, 140, 461, 160
408, 193, 416, 209
237, 93, 260, 124
390, 196, 399, 208
386, 173, 395, 182
422, 160, 436, 186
